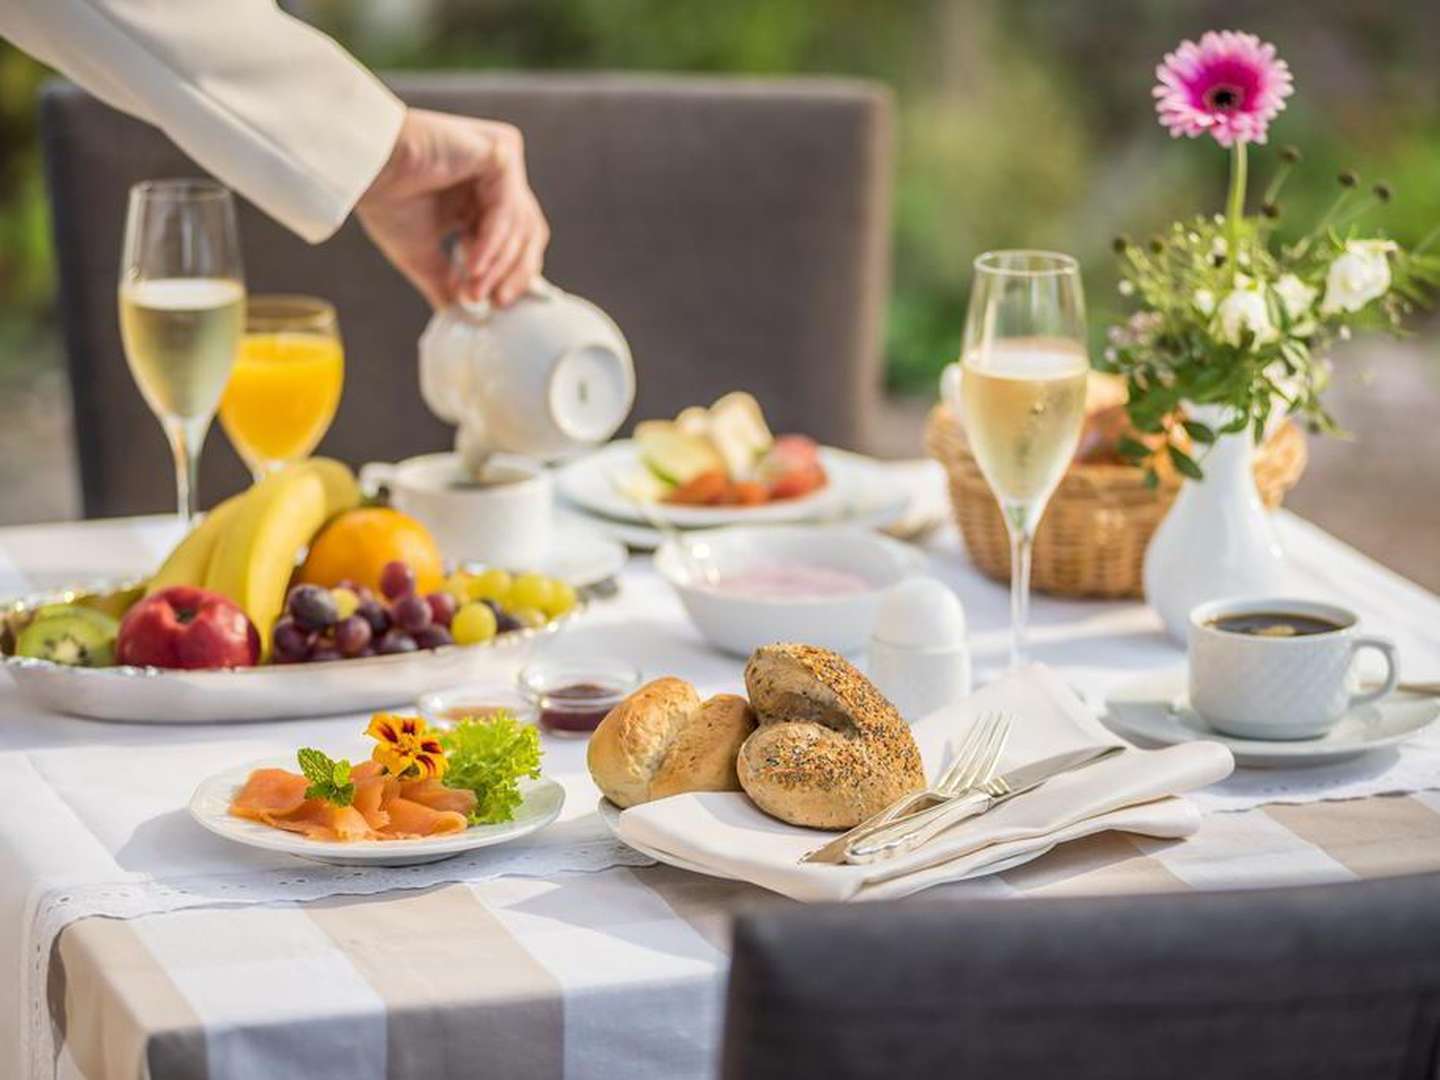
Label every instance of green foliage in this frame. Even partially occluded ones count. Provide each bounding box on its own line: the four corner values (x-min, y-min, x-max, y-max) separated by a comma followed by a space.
1102, 145, 1440, 481
296, 747, 356, 807
439, 711, 543, 825
3, 6, 1440, 394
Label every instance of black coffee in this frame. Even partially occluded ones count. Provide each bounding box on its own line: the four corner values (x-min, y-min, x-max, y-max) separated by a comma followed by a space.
1208, 611, 1343, 638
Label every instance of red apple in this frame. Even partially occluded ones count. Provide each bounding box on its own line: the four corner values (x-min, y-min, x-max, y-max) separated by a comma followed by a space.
116, 586, 260, 669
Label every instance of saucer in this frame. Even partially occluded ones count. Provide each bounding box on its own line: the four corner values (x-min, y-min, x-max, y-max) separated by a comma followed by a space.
1103, 666, 1439, 768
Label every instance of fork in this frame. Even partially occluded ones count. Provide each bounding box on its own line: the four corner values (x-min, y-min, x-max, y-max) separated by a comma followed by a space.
800, 711, 1011, 864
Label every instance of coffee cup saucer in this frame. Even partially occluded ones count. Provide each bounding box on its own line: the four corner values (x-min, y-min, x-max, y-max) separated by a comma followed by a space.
1103, 667, 1439, 768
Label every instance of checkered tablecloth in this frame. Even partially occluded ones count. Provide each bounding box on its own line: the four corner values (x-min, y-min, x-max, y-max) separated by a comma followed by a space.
2, 503, 1438, 1080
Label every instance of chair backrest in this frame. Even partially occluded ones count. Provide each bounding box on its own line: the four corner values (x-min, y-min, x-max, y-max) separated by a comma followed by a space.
722, 874, 1440, 1080
39, 73, 892, 518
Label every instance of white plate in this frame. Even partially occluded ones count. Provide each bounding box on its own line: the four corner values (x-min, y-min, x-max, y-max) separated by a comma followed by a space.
190, 758, 565, 866
2, 581, 584, 724
1103, 667, 1440, 768
556, 441, 866, 528
556, 488, 912, 552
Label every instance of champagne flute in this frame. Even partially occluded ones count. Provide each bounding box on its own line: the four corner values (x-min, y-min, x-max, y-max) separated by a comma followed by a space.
219, 295, 345, 479
118, 179, 245, 522
953, 250, 1089, 668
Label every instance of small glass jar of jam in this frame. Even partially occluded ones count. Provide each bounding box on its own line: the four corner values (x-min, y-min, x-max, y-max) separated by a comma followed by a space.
518, 659, 642, 738
416, 684, 538, 729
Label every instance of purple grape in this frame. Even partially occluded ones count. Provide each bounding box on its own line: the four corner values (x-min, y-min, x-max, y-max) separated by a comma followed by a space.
426, 591, 457, 628
353, 645, 376, 659
414, 624, 454, 650
379, 560, 416, 600
392, 593, 432, 633
335, 614, 373, 657
309, 641, 343, 663
272, 616, 312, 663
287, 584, 337, 632
376, 629, 417, 655
356, 598, 390, 636
495, 611, 522, 634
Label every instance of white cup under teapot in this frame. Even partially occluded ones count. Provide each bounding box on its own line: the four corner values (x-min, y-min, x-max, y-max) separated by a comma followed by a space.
419, 277, 636, 474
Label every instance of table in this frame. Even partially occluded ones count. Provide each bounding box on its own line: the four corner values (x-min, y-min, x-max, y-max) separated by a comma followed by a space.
4, 504, 1440, 1080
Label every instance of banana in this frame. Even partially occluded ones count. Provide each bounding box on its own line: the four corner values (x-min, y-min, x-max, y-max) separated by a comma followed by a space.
145, 491, 249, 595
204, 468, 328, 658
296, 457, 361, 519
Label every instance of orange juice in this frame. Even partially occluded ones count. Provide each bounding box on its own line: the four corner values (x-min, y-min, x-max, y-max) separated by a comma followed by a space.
219, 332, 344, 471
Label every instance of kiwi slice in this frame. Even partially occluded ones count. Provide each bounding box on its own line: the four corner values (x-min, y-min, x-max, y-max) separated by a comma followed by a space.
16, 606, 119, 667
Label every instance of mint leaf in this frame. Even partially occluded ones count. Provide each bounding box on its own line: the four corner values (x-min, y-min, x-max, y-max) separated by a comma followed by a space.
439, 711, 543, 825
296, 747, 354, 807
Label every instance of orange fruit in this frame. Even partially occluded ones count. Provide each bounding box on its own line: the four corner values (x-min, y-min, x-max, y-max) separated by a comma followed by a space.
297, 508, 444, 595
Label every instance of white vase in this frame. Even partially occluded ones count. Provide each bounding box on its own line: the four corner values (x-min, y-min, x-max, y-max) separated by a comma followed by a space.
1142, 404, 1289, 642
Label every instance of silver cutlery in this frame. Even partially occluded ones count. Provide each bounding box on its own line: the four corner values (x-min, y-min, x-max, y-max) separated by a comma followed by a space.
843, 743, 1126, 865
800, 711, 1012, 865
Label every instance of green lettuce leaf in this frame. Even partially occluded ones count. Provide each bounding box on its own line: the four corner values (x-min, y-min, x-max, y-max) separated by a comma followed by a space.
439, 711, 543, 825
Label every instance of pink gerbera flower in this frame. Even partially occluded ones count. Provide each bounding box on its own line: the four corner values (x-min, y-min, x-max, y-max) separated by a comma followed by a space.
1154, 30, 1293, 146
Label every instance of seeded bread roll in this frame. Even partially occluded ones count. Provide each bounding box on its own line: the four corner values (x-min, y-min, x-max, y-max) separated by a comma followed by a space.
587, 677, 757, 808
738, 643, 925, 829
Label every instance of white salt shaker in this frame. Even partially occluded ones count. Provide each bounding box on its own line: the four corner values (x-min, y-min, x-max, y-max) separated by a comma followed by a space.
867, 577, 971, 723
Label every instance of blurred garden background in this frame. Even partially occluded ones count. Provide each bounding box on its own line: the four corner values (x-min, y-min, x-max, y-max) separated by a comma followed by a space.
1, 0, 1437, 583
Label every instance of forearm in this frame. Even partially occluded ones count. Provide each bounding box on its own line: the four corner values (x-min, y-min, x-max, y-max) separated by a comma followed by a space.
4, 0, 405, 242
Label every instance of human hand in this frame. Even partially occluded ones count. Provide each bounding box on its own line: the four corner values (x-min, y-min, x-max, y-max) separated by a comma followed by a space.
356, 108, 550, 309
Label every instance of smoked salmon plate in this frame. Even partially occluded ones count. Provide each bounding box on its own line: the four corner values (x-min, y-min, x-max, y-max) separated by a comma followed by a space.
189, 711, 564, 866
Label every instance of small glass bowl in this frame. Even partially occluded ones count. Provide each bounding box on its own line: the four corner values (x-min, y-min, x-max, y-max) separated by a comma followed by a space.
416, 683, 538, 729
518, 658, 643, 738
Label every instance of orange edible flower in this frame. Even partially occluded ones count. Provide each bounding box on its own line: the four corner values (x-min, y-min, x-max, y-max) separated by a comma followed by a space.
365, 713, 447, 780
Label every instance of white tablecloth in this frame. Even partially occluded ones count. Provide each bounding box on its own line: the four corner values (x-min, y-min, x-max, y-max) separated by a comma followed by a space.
2, 495, 1440, 1080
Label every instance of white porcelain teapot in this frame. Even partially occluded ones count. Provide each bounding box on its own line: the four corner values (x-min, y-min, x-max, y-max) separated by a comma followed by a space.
419, 278, 635, 474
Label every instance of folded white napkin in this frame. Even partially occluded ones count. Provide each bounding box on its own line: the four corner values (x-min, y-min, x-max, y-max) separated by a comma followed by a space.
616, 664, 1235, 901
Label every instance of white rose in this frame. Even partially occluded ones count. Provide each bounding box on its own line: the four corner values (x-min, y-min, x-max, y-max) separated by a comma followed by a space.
1215, 286, 1277, 347
1320, 240, 1397, 315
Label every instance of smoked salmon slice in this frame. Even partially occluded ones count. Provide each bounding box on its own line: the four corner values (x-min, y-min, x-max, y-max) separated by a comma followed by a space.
228, 763, 474, 842
399, 778, 478, 817
230, 769, 310, 821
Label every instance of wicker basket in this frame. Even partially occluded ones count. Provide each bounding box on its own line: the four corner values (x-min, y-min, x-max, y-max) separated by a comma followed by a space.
925, 404, 1308, 599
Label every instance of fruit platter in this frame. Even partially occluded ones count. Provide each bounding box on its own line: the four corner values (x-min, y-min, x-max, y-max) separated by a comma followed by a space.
0, 459, 584, 723
556, 392, 866, 527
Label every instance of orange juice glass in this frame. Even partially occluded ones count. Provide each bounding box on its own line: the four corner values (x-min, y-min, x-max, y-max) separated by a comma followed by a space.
219, 295, 344, 477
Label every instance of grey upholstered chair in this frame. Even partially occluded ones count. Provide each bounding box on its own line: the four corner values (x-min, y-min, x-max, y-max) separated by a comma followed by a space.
39, 73, 893, 519
722, 874, 1440, 1079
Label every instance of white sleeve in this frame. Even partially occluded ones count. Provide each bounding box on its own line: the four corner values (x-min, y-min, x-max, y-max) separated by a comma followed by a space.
3, 0, 406, 242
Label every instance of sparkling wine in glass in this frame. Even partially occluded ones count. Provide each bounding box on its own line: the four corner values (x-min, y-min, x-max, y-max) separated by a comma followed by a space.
955, 250, 1089, 668
119, 179, 245, 522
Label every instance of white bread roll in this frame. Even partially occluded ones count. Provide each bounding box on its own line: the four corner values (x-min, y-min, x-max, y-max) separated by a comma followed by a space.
738, 643, 925, 829
587, 677, 757, 808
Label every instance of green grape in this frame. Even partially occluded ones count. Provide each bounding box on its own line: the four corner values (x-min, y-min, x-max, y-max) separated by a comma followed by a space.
467, 568, 513, 603
507, 572, 554, 613
452, 601, 498, 645
542, 579, 578, 617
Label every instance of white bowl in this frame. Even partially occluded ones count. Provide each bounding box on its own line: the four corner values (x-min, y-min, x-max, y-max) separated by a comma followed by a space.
654, 526, 926, 657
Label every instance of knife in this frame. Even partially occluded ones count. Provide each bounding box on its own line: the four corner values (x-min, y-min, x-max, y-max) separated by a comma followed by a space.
842, 744, 1125, 865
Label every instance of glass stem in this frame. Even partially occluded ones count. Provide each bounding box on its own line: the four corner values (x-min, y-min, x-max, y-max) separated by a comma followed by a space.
163, 416, 206, 524
1005, 508, 1034, 670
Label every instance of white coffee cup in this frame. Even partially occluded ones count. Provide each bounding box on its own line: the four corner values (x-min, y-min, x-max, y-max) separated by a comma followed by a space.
1188, 596, 1399, 740
418, 278, 635, 472
360, 452, 551, 569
